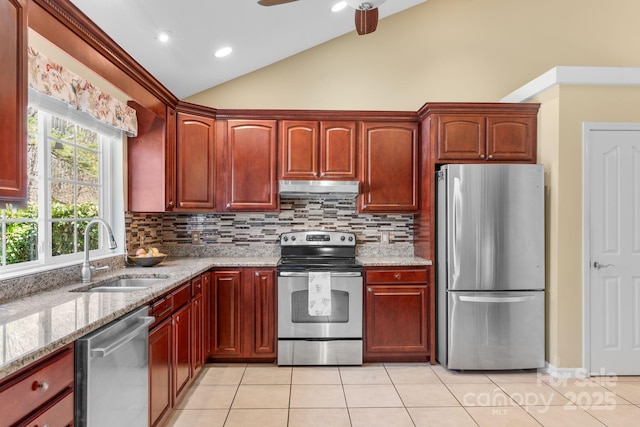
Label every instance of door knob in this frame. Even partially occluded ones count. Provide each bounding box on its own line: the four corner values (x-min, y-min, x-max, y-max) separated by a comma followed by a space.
593, 261, 614, 269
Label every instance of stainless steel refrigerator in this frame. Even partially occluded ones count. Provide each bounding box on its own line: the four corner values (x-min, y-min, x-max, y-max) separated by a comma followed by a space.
436, 164, 545, 370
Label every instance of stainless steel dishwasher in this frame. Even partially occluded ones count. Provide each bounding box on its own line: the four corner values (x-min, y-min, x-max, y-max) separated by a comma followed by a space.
75, 305, 154, 427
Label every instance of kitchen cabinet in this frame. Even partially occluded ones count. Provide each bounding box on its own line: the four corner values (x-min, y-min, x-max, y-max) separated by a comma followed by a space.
209, 268, 276, 360
359, 122, 419, 213
127, 103, 176, 212
364, 267, 430, 362
279, 120, 358, 180
424, 103, 539, 163
175, 110, 216, 211
191, 273, 206, 376
172, 302, 191, 402
217, 120, 278, 212
148, 317, 171, 427
0, 0, 27, 203
128, 102, 216, 213
148, 280, 193, 426
0, 343, 74, 427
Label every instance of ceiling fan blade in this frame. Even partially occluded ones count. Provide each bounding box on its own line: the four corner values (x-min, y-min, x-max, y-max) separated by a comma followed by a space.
257, 0, 298, 6
355, 8, 379, 35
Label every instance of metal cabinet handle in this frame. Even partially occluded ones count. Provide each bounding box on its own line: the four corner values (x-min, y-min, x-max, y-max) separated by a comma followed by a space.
90, 316, 154, 357
479, 154, 485, 159
33, 381, 49, 392
488, 154, 494, 159
394, 273, 401, 280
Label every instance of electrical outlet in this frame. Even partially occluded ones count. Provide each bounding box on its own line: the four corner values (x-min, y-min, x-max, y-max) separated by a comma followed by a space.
192, 231, 202, 245
380, 231, 389, 244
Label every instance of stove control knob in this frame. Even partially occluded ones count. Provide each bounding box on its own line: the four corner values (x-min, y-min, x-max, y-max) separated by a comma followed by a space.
283, 236, 288, 242
340, 236, 346, 241
291, 236, 296, 241
348, 236, 354, 242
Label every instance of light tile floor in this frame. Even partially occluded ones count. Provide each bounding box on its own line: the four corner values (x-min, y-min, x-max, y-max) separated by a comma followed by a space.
165, 363, 640, 427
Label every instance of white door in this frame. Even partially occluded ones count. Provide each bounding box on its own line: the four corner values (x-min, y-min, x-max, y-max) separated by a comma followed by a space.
585, 123, 640, 375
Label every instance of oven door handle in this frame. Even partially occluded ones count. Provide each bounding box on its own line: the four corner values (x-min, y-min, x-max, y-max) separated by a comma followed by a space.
278, 271, 362, 278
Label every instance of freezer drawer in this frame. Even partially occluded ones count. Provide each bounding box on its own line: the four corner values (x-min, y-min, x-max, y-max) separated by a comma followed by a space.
447, 291, 544, 370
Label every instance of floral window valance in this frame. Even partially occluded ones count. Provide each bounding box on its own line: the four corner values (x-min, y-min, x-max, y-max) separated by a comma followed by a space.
27, 47, 138, 137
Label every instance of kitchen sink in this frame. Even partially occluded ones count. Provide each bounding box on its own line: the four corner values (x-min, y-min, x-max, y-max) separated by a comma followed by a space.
74, 276, 168, 293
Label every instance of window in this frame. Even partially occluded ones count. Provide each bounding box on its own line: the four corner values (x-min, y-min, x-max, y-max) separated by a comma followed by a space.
0, 106, 122, 275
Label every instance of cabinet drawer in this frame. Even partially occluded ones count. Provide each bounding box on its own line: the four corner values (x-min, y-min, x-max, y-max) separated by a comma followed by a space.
192, 276, 203, 297
172, 282, 191, 309
21, 388, 74, 427
0, 345, 74, 426
365, 269, 427, 284
150, 294, 174, 326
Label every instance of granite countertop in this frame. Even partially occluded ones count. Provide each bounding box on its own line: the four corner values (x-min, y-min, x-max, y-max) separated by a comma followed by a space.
0, 254, 429, 380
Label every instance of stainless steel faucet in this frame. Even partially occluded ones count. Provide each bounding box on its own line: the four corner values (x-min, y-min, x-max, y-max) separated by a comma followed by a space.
81, 218, 118, 283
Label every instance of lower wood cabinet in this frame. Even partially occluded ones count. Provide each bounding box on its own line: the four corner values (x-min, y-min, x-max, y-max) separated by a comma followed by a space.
148, 273, 208, 427
364, 267, 430, 362
209, 268, 276, 361
148, 317, 172, 427
0, 343, 74, 427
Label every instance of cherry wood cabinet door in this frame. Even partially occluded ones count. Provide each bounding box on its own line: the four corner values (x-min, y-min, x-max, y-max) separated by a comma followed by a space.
191, 290, 204, 376
224, 120, 278, 211
175, 112, 216, 211
210, 270, 243, 356
359, 122, 419, 213
486, 116, 536, 161
364, 268, 430, 362
0, 0, 27, 203
172, 303, 191, 403
280, 120, 319, 179
436, 115, 486, 161
148, 318, 171, 427
365, 285, 429, 356
248, 269, 277, 357
320, 121, 358, 179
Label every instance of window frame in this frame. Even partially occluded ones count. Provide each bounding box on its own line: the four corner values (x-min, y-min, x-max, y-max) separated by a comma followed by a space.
0, 108, 123, 278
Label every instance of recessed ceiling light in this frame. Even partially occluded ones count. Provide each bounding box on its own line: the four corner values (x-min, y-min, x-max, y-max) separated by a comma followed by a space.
156, 31, 172, 43
332, 1, 348, 12
214, 46, 233, 58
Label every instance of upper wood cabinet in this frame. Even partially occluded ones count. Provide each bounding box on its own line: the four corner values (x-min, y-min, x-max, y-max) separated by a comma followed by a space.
175, 111, 216, 211
128, 103, 217, 213
425, 103, 539, 163
279, 120, 357, 180
359, 122, 419, 213
218, 120, 278, 212
128, 103, 176, 212
0, 0, 27, 203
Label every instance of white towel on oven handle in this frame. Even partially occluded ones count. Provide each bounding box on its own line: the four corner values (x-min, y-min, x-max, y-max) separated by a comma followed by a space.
308, 271, 331, 316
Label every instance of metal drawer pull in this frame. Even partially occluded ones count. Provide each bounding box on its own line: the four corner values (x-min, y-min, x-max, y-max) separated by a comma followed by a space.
459, 296, 535, 303
279, 271, 362, 278
90, 316, 154, 358
394, 274, 401, 279
32, 381, 49, 392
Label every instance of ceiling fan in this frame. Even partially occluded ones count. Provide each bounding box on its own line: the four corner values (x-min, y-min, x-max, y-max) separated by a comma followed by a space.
258, 0, 385, 35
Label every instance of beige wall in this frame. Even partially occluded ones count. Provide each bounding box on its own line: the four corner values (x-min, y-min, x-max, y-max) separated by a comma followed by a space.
186, 0, 640, 110
533, 85, 640, 368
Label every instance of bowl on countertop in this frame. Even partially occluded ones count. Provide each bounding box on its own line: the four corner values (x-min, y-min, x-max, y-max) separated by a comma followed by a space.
127, 254, 167, 267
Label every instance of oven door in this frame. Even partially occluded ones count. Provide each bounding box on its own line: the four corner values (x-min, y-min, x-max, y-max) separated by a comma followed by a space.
278, 271, 362, 339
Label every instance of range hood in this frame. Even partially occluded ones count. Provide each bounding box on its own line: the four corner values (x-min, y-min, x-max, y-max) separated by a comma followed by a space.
279, 180, 359, 199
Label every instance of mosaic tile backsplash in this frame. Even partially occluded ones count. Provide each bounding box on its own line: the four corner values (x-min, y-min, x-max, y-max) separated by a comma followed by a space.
126, 198, 415, 258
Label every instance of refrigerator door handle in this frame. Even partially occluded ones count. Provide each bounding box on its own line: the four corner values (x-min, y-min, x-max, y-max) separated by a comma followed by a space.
459, 295, 536, 303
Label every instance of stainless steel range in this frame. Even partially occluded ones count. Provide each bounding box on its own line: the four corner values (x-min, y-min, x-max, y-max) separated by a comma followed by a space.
277, 230, 363, 366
